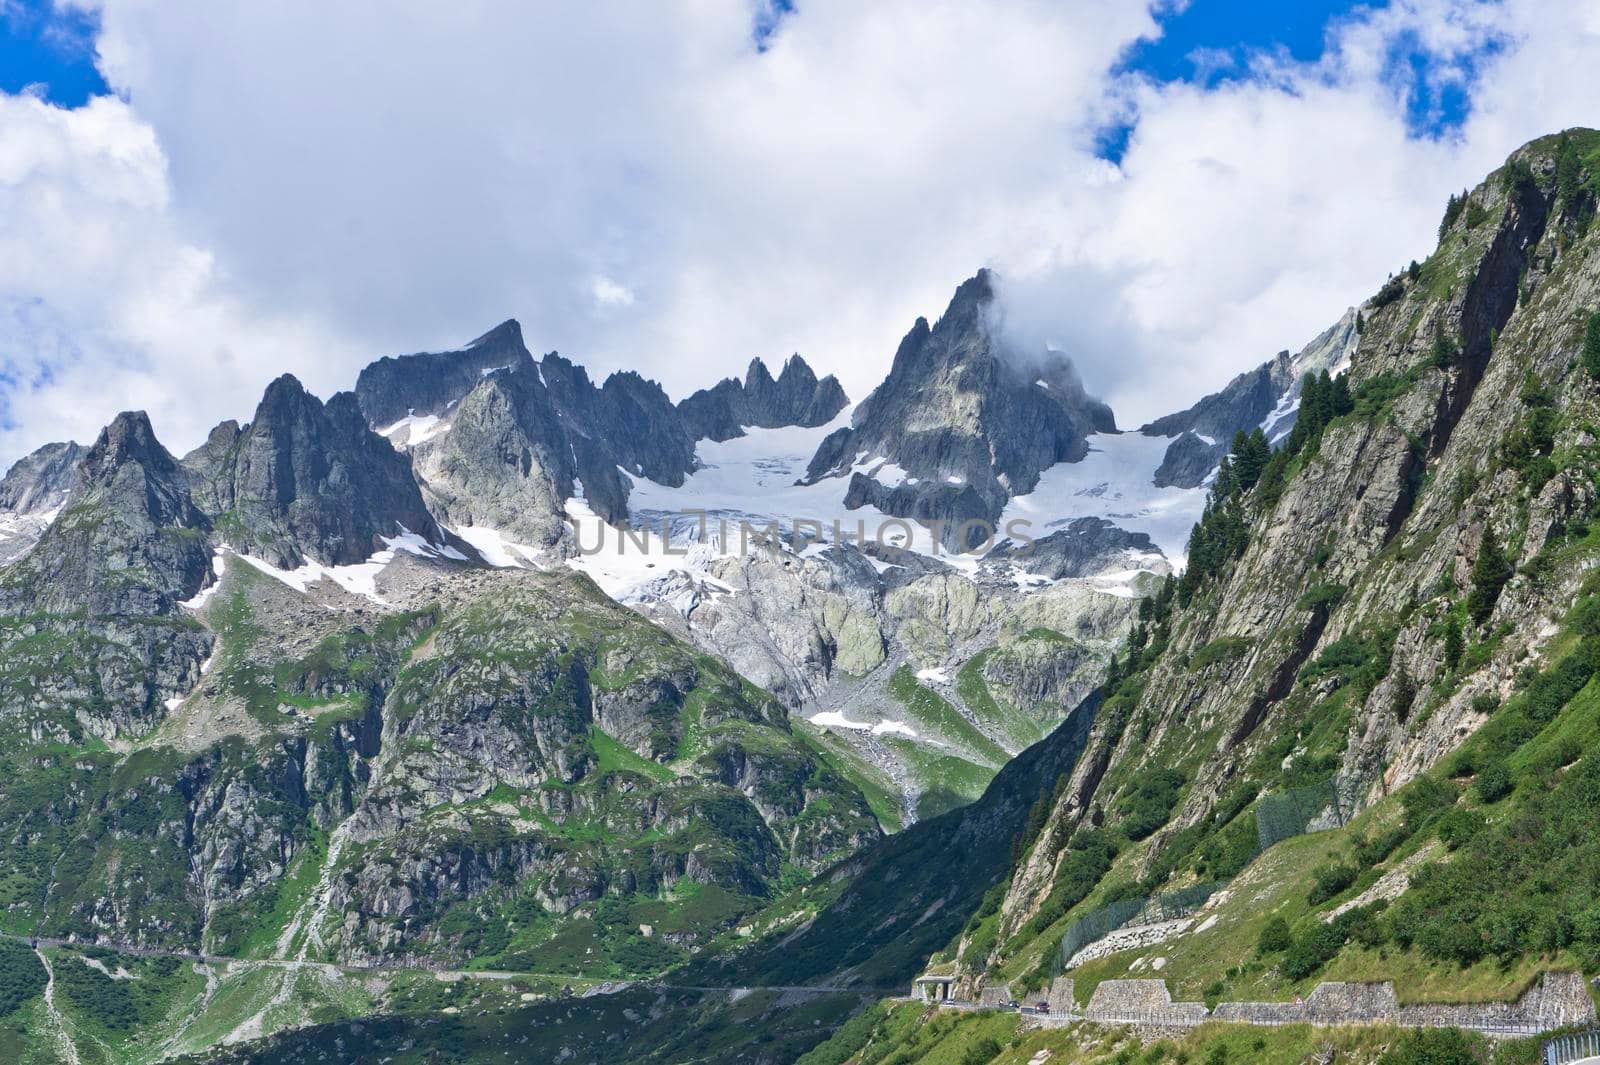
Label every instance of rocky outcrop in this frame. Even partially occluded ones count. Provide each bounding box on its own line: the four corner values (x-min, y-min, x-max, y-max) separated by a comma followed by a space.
803, 270, 1116, 550
986, 517, 1157, 580
353, 318, 535, 429
409, 366, 577, 548
0, 440, 84, 563
3, 411, 211, 616
1143, 308, 1359, 488
678, 355, 848, 442
0, 440, 83, 514
184, 375, 442, 568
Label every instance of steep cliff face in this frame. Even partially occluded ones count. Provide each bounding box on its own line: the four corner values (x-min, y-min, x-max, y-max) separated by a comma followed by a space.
409, 365, 578, 548
967, 130, 1600, 995
804, 270, 1117, 550
1, 411, 211, 618
184, 375, 444, 568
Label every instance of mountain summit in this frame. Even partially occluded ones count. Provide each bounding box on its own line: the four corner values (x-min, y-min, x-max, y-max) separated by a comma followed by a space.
804, 269, 1116, 548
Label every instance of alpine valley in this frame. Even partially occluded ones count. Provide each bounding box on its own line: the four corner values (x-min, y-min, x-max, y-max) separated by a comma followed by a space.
5, 131, 1600, 1065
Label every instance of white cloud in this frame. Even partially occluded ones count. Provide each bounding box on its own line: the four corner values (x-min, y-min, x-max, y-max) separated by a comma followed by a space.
590, 275, 635, 310
0, 92, 361, 461
2, 0, 1598, 464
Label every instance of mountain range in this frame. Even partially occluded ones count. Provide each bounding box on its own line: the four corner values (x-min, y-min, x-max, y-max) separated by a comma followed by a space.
3, 128, 1599, 1065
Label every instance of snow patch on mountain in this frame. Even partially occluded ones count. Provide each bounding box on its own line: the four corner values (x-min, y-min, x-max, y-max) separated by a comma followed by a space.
219, 529, 461, 605
998, 431, 1206, 565
810, 710, 919, 738
380, 411, 452, 449
450, 524, 546, 570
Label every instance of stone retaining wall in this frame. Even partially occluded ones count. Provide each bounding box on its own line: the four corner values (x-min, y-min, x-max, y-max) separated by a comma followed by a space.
977, 982, 1014, 1008
1047, 977, 1075, 1013
1084, 980, 1208, 1021
1182, 972, 1591, 1032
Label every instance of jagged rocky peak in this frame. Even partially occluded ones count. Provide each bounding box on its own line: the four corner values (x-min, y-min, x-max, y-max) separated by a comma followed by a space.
803, 268, 1116, 549
0, 439, 84, 515
186, 373, 442, 568
540, 354, 698, 490
1142, 307, 1360, 488
354, 317, 535, 429
678, 353, 849, 442
2, 411, 212, 615
410, 356, 580, 548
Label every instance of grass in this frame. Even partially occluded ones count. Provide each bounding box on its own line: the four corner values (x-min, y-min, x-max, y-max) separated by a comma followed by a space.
588, 725, 676, 782
880, 736, 993, 820
796, 722, 904, 832
955, 651, 1050, 753
230, 828, 328, 959
889, 665, 1009, 766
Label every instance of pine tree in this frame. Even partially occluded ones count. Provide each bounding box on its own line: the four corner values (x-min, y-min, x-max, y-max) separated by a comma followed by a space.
1231, 429, 1269, 491
1329, 373, 1353, 417
1466, 526, 1511, 625
1584, 311, 1600, 380
1443, 615, 1464, 670
1555, 133, 1583, 212
1439, 190, 1469, 240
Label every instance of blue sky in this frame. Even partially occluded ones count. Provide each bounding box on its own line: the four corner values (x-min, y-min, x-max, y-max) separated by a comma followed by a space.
0, 0, 106, 106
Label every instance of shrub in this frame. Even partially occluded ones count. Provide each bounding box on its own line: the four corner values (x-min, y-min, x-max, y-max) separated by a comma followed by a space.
1257, 915, 1292, 954
1308, 862, 1360, 905
1119, 769, 1186, 842
1474, 760, 1513, 803
1282, 920, 1346, 979
1371, 275, 1406, 309
961, 1037, 1002, 1065
1190, 637, 1253, 671
0, 939, 46, 1019
1297, 583, 1345, 611
1435, 808, 1485, 851
1352, 825, 1408, 867
1571, 596, 1600, 636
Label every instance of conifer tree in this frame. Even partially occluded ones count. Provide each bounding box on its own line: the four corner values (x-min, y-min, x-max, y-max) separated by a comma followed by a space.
1584, 310, 1600, 380
1466, 526, 1511, 625
1443, 614, 1464, 670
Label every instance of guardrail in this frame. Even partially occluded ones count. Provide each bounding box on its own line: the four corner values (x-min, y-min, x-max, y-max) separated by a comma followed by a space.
1545, 1030, 1600, 1064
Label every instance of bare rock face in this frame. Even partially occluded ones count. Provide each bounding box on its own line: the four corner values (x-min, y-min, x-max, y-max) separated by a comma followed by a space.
354, 318, 534, 428
0, 440, 84, 563
0, 413, 214, 742
986, 517, 1158, 580
0, 439, 83, 514
803, 269, 1116, 550
410, 368, 577, 548
183, 375, 443, 568
677, 354, 848, 442
3, 411, 211, 616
